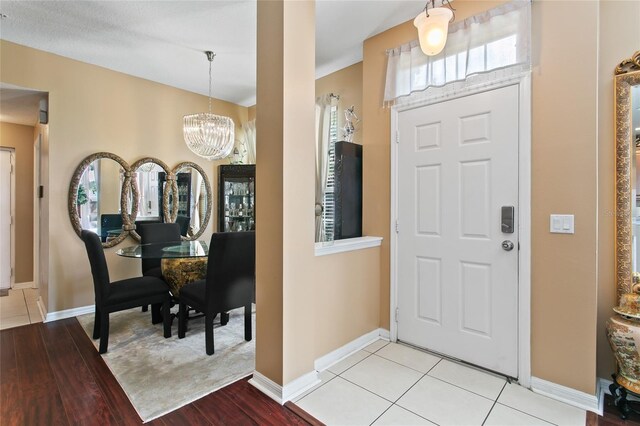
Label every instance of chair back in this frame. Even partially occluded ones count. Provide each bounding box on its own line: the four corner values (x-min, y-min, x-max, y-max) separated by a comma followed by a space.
176, 215, 191, 237
205, 231, 255, 310
138, 223, 182, 274
80, 230, 111, 306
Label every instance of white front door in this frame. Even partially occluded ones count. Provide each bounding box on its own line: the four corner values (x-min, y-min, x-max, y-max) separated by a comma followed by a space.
397, 85, 520, 377
0, 149, 14, 289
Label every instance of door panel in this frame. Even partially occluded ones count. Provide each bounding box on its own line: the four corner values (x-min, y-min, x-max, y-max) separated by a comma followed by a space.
0, 150, 13, 289
397, 85, 519, 377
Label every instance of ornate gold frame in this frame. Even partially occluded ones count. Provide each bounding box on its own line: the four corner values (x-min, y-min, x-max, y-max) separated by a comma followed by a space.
171, 161, 213, 241
68, 152, 137, 248
615, 51, 640, 299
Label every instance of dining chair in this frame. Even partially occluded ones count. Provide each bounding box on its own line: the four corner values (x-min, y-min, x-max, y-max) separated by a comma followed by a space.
138, 222, 181, 321
178, 231, 255, 355
80, 230, 171, 354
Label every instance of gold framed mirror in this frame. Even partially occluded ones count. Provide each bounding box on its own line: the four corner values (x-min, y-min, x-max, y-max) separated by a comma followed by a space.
68, 152, 136, 247
169, 161, 212, 241
128, 157, 174, 241
615, 51, 640, 299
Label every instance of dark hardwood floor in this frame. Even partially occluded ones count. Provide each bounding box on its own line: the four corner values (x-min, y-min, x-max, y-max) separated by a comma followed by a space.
0, 319, 321, 426
3, 318, 639, 426
587, 395, 640, 426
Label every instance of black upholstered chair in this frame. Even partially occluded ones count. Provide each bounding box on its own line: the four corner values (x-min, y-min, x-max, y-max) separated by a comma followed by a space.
178, 231, 255, 355
138, 223, 182, 279
80, 230, 172, 354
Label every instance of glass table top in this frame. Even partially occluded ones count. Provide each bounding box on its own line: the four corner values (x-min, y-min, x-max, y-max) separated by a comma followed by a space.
116, 240, 209, 259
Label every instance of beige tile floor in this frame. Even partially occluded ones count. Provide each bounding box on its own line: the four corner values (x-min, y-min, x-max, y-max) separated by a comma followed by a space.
296, 340, 587, 426
0, 288, 43, 330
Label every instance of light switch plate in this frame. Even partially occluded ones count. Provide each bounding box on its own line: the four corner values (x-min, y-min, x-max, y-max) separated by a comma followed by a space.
550, 214, 574, 234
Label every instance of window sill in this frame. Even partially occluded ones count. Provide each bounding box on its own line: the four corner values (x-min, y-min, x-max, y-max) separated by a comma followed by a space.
314, 236, 383, 257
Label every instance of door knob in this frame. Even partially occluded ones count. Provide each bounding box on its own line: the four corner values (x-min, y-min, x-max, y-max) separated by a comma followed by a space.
501, 240, 515, 251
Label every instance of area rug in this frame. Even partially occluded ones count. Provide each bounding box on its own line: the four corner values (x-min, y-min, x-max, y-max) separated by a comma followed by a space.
77, 306, 255, 422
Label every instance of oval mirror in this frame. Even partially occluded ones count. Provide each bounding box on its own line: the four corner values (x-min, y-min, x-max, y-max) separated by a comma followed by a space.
68, 152, 133, 247
129, 157, 173, 241
169, 162, 212, 240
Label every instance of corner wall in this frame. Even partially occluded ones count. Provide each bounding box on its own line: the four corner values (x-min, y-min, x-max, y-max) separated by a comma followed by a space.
0, 40, 248, 314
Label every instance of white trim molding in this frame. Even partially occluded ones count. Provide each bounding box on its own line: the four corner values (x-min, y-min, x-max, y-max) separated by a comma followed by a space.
12, 281, 35, 290
315, 236, 383, 257
315, 328, 389, 372
531, 376, 600, 413
249, 370, 320, 405
390, 74, 532, 387
249, 372, 283, 404
36, 296, 47, 322
44, 303, 94, 323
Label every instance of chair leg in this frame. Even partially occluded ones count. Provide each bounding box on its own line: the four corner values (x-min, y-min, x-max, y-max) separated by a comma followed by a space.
162, 299, 171, 338
205, 312, 215, 355
244, 304, 252, 341
98, 312, 110, 354
151, 303, 162, 324
221, 312, 229, 326
142, 305, 148, 312
178, 301, 187, 339
93, 308, 101, 340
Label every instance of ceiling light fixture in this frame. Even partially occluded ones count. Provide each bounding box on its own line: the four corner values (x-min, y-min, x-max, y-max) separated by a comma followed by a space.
414, 0, 455, 56
183, 51, 235, 161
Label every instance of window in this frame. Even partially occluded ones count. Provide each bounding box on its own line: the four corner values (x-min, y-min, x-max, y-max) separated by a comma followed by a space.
322, 104, 338, 241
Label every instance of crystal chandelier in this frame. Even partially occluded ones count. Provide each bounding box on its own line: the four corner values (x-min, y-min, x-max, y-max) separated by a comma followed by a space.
183, 51, 235, 160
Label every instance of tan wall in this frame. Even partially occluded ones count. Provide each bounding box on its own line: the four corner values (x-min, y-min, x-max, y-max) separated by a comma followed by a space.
0, 122, 34, 283
316, 62, 363, 145
596, 1, 640, 380
0, 40, 248, 313
362, 0, 618, 395
256, 0, 382, 385
248, 105, 256, 122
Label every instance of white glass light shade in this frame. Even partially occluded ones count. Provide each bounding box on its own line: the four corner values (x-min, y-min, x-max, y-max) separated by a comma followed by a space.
183, 113, 235, 161
414, 7, 453, 56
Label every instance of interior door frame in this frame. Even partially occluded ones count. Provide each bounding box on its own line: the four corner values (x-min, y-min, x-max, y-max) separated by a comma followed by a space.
1, 147, 16, 289
389, 73, 532, 388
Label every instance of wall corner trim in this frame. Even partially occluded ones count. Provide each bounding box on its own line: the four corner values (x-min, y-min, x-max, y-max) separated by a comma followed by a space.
36, 296, 47, 322
44, 303, 94, 323
531, 376, 600, 414
249, 370, 320, 405
314, 328, 389, 372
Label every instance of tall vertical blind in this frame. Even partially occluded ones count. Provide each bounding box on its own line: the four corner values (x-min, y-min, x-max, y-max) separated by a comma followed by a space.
384, 0, 530, 105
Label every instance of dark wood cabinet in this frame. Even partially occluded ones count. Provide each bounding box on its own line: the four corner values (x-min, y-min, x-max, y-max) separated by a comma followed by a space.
218, 165, 255, 232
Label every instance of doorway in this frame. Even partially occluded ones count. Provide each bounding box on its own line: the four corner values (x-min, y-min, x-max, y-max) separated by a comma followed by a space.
391, 78, 531, 383
0, 148, 15, 291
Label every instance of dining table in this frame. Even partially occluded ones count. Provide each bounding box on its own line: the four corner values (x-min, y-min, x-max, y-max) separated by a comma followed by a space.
116, 240, 209, 296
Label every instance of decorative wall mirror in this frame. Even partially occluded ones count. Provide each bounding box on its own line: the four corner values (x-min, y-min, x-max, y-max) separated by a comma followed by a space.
68, 152, 136, 247
615, 51, 640, 297
129, 157, 173, 241
169, 162, 212, 240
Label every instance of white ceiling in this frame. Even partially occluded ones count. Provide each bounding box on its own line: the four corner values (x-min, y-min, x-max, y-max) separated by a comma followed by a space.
0, 0, 424, 107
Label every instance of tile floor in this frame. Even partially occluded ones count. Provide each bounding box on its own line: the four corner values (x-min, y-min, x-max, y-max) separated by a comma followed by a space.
296, 340, 587, 426
0, 288, 42, 330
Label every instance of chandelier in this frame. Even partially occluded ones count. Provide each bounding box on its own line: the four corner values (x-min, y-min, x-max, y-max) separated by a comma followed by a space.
414, 0, 455, 56
183, 51, 235, 161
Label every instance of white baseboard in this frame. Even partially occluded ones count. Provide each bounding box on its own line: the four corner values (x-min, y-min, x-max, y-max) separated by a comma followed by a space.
36, 296, 47, 322
283, 370, 320, 402
314, 328, 389, 372
45, 304, 94, 323
12, 281, 35, 290
249, 371, 284, 404
249, 370, 320, 405
531, 376, 599, 413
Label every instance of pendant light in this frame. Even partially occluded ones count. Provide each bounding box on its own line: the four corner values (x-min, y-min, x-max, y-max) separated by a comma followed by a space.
414, 0, 455, 56
183, 51, 235, 161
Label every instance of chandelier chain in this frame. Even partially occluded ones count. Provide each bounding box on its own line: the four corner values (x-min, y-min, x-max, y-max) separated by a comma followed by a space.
208, 55, 213, 114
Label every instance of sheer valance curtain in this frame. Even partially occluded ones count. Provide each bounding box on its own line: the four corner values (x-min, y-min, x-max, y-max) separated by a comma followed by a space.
384, 0, 530, 106
241, 119, 256, 164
